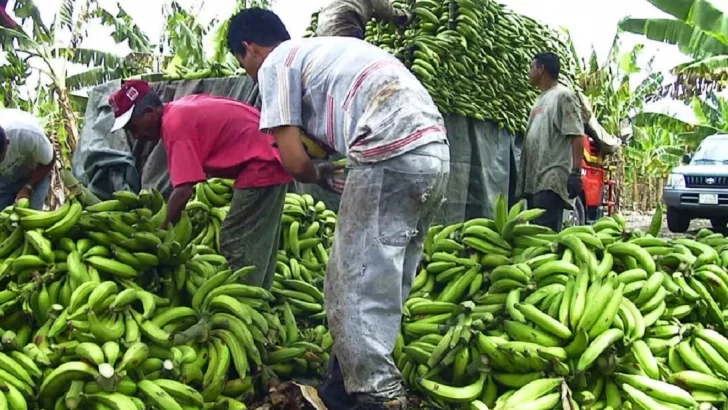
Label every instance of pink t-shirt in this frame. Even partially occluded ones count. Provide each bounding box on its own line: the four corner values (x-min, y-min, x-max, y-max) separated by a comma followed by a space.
161, 94, 292, 189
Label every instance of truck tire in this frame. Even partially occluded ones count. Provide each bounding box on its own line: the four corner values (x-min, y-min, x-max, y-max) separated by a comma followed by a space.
666, 207, 690, 233
711, 218, 727, 229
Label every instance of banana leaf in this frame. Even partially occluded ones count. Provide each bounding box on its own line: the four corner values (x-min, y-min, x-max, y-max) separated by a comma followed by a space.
641, 0, 728, 45
674, 55, 728, 76
53, 47, 125, 68
619, 18, 728, 59
634, 112, 723, 145
65, 67, 125, 91
618, 19, 725, 60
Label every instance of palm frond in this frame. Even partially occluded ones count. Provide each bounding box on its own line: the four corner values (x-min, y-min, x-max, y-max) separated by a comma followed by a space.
11, 0, 51, 43
673, 55, 728, 78
643, 0, 728, 45
634, 112, 701, 133
65, 67, 123, 91
53, 47, 124, 68
618, 17, 728, 59
94, 7, 153, 53
0, 26, 40, 52
58, 0, 75, 32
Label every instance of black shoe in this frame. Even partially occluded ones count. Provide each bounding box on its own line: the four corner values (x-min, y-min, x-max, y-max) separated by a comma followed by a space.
318, 355, 356, 410
318, 383, 356, 410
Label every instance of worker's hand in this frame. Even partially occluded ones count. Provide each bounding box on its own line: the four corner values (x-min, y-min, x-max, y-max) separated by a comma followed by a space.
397, 10, 412, 26
567, 170, 583, 199
315, 162, 345, 194
15, 187, 30, 202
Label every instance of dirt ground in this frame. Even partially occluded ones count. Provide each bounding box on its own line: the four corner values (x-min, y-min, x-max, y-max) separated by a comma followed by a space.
622, 210, 719, 238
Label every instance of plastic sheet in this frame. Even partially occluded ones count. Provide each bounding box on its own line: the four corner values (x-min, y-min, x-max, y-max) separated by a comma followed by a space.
71, 80, 140, 200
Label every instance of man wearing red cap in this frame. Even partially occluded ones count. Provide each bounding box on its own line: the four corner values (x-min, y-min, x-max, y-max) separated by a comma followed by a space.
108, 80, 292, 289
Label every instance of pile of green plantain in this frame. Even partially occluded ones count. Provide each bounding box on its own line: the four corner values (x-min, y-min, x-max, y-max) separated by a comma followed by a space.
0, 179, 334, 410
1, 177, 728, 410
396, 194, 728, 410
304, 0, 577, 134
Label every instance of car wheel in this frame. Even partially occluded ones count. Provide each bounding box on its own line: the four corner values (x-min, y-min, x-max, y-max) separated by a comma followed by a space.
711, 218, 728, 229
564, 196, 586, 227
666, 207, 690, 233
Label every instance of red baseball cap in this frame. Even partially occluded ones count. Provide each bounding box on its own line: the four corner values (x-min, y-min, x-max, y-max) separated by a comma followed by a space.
109, 80, 152, 132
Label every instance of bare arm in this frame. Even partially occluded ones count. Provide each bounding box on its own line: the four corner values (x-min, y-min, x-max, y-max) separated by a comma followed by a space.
271, 126, 321, 184
163, 183, 194, 228
16, 145, 54, 201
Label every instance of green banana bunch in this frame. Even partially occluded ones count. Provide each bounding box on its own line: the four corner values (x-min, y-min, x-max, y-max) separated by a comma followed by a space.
306, 0, 577, 133
6, 173, 728, 410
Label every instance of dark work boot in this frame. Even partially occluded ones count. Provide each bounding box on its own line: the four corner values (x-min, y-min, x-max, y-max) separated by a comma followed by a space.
318, 355, 356, 410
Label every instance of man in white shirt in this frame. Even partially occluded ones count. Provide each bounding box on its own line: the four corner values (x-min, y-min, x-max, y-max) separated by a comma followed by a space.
0, 109, 55, 210
316, 0, 410, 38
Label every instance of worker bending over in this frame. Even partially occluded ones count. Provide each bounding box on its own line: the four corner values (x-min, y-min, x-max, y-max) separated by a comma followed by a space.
108, 81, 292, 290
0, 109, 54, 210
227, 8, 449, 410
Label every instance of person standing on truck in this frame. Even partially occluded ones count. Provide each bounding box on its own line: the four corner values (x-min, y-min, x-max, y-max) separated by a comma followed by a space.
517, 52, 584, 232
227, 8, 449, 410
316, 0, 410, 38
0, 109, 55, 210
108, 80, 292, 290
0, 0, 18, 29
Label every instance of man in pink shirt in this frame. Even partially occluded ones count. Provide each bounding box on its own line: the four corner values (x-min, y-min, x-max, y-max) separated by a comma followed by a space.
109, 80, 292, 289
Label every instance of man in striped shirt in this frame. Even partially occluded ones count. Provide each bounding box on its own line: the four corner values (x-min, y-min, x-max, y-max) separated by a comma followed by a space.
228, 8, 449, 410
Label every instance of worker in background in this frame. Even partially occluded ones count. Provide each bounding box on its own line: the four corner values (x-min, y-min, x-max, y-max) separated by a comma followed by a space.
108, 80, 292, 290
0, 109, 54, 210
227, 8, 449, 410
0, 0, 18, 29
517, 52, 584, 232
316, 0, 410, 38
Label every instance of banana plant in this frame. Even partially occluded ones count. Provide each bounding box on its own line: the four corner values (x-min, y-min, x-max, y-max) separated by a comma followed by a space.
624, 126, 685, 209
567, 33, 662, 138
618, 0, 728, 98
634, 93, 728, 148
0, 0, 154, 156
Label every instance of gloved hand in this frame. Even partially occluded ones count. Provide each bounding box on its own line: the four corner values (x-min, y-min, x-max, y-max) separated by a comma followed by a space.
567, 170, 583, 199
315, 162, 346, 194
395, 10, 412, 27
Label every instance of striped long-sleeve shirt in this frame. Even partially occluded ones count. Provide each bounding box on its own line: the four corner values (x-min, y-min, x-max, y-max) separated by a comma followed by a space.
257, 37, 447, 163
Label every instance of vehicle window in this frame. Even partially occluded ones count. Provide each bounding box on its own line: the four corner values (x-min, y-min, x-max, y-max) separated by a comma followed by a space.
691, 139, 728, 164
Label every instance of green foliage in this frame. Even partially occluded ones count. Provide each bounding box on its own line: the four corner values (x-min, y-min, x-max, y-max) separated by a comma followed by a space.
93, 6, 153, 53
573, 34, 662, 137
619, 0, 728, 98
634, 93, 728, 148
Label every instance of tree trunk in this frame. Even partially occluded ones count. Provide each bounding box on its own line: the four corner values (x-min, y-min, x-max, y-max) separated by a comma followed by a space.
657, 178, 664, 205
632, 167, 638, 211
57, 88, 78, 163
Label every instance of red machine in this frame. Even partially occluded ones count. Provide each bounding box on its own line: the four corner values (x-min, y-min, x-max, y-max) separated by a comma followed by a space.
576, 134, 617, 224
